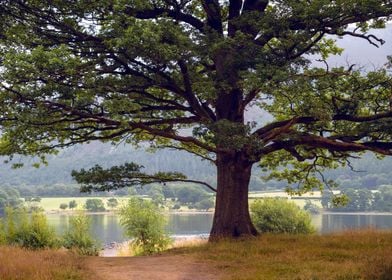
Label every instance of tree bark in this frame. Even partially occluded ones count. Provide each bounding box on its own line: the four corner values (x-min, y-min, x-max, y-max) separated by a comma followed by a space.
209, 152, 258, 240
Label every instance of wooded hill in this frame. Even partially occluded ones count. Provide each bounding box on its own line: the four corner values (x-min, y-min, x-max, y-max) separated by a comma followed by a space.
1, 141, 392, 192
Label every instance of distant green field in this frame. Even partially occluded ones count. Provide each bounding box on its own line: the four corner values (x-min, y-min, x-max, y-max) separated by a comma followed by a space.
248, 191, 323, 208
38, 191, 323, 212
40, 197, 129, 211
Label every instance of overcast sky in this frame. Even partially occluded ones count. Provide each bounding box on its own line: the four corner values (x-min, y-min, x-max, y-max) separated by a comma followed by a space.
322, 24, 391, 69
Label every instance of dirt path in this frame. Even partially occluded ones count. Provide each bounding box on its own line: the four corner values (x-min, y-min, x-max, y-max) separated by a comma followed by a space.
85, 255, 221, 280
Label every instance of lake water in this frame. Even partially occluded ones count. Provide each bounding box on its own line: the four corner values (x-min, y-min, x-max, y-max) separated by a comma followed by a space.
46, 212, 392, 244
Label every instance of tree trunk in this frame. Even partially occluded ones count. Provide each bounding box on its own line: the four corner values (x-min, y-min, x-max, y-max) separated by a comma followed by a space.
209, 152, 258, 240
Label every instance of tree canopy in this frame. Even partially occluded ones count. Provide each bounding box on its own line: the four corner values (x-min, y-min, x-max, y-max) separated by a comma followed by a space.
1, 1, 392, 238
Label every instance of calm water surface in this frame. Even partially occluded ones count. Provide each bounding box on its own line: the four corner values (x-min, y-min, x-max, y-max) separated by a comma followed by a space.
46, 212, 392, 244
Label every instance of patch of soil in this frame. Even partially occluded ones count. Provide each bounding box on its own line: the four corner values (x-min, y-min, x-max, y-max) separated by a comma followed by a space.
86, 254, 221, 280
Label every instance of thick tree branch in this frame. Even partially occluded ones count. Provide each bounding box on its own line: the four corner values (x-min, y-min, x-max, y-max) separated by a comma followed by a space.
228, 0, 242, 36
130, 8, 205, 32
254, 111, 392, 139
72, 163, 217, 193
201, 0, 223, 33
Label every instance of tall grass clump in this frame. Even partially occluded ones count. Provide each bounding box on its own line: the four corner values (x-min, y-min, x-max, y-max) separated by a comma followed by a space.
1, 207, 59, 249
0, 246, 89, 280
0, 218, 6, 245
62, 212, 100, 256
251, 198, 315, 234
119, 197, 172, 255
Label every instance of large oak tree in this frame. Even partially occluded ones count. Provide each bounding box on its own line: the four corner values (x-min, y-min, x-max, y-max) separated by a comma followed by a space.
1, 0, 392, 239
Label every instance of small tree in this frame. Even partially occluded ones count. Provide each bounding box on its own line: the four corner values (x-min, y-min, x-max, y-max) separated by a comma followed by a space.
194, 198, 215, 211
106, 198, 119, 210
251, 198, 315, 234
31, 197, 41, 203
59, 203, 68, 210
303, 200, 321, 214
119, 197, 171, 255
62, 213, 100, 256
150, 191, 165, 206
162, 187, 176, 201
0, 219, 6, 245
3, 208, 58, 249
68, 200, 77, 210
176, 186, 209, 205
373, 185, 392, 212
84, 199, 105, 212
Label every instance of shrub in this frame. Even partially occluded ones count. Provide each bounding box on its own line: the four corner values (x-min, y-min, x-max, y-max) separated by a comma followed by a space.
18, 211, 59, 249
3, 207, 59, 249
68, 200, 77, 210
250, 198, 315, 234
172, 203, 181, 210
62, 213, 100, 256
0, 219, 5, 245
31, 197, 41, 202
119, 197, 171, 255
107, 198, 118, 209
304, 200, 321, 214
175, 186, 208, 204
59, 203, 68, 210
194, 198, 214, 211
84, 199, 105, 212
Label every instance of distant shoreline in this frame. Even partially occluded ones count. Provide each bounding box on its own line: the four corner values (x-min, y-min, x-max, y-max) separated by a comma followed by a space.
45, 210, 392, 216
45, 210, 214, 215
322, 211, 392, 216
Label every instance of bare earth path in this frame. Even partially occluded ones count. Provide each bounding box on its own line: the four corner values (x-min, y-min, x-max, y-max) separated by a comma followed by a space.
85, 255, 221, 280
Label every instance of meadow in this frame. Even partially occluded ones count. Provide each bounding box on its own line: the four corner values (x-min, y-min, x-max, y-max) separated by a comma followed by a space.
0, 246, 90, 280
40, 197, 128, 211
1, 230, 391, 280
176, 230, 392, 280
38, 191, 322, 212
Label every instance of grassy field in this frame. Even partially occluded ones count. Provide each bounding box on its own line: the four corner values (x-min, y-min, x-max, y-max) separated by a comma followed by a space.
1, 230, 391, 279
176, 230, 392, 280
39, 197, 129, 211
248, 191, 324, 208
38, 191, 322, 212
0, 246, 91, 280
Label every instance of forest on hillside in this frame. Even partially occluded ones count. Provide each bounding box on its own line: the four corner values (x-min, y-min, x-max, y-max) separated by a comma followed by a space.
1, 141, 392, 193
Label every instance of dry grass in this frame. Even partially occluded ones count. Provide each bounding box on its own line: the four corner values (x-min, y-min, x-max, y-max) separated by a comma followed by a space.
173, 230, 392, 280
170, 237, 208, 249
0, 246, 91, 280
115, 237, 208, 256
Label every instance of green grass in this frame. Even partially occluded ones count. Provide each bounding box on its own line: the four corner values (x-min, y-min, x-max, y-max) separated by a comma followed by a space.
38, 197, 213, 212
39, 191, 323, 212
39, 197, 129, 211
173, 230, 392, 280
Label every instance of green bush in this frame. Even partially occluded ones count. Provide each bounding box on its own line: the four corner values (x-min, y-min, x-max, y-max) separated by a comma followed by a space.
303, 200, 321, 214
107, 198, 118, 209
194, 198, 214, 211
172, 203, 181, 210
62, 213, 100, 256
84, 199, 106, 212
251, 198, 315, 234
17, 211, 59, 249
0, 218, 6, 245
119, 197, 171, 255
2, 207, 59, 249
68, 200, 78, 210
59, 203, 68, 210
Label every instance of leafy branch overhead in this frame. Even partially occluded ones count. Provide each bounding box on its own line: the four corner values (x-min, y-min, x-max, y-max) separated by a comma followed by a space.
71, 163, 216, 193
